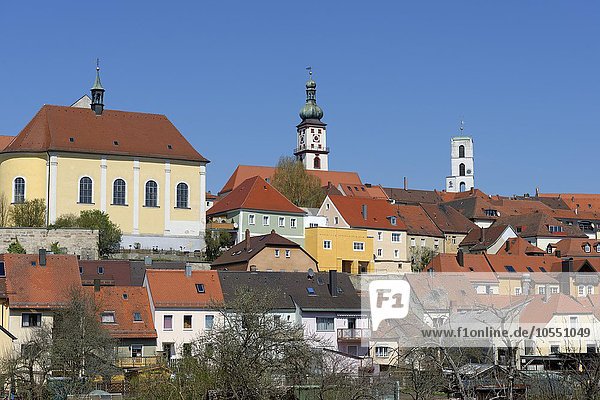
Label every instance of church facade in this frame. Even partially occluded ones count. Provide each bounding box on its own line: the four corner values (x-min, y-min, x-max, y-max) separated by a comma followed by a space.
0, 67, 209, 251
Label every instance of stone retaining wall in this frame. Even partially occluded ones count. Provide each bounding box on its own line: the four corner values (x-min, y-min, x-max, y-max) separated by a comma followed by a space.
0, 228, 99, 259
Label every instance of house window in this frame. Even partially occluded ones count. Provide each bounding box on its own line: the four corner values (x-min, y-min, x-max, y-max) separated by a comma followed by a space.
584, 244, 591, 253
375, 346, 390, 358
514, 287, 522, 295
549, 225, 563, 233
13, 177, 25, 204
183, 315, 192, 330
391, 233, 401, 243
538, 286, 546, 295
390, 216, 397, 226
133, 312, 142, 322
101, 312, 115, 324
323, 240, 332, 249
196, 284, 205, 293
97, 266, 104, 275
285, 249, 291, 258
275, 249, 280, 258
587, 286, 594, 295
145, 180, 158, 207
578, 285, 585, 297
420, 238, 426, 247
325, 203, 330, 210
248, 214, 255, 225
353, 242, 365, 251
394, 249, 399, 259
0, 262, 5, 277
316, 317, 334, 332
113, 179, 126, 205
452, 236, 457, 244
21, 313, 42, 327
570, 316, 578, 329
205, 315, 214, 330
377, 232, 383, 241
290, 218, 297, 228
484, 209, 499, 217
550, 345, 559, 354
164, 315, 173, 330
410, 238, 416, 247
263, 216, 270, 226
377, 248, 383, 257
596, 244, 600, 253
334, 216, 339, 225
278, 217, 285, 227
79, 177, 93, 204
131, 344, 143, 358
176, 182, 189, 208
550, 287, 559, 294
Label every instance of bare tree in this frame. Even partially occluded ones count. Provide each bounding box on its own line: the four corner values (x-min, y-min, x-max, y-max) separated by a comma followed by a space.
271, 156, 325, 208
0, 193, 10, 227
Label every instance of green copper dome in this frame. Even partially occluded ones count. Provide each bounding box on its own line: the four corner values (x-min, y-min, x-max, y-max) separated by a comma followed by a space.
299, 78, 323, 120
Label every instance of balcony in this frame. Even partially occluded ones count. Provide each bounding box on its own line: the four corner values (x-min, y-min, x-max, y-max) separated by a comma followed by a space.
116, 355, 163, 369
337, 328, 371, 341
293, 146, 330, 154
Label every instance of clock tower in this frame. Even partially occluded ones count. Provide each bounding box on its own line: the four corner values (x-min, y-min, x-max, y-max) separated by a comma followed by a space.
294, 70, 329, 171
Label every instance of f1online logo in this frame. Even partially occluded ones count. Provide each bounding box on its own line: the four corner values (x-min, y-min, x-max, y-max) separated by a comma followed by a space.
369, 280, 410, 331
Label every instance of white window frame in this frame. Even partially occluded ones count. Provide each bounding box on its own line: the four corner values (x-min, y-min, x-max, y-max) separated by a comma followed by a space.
274, 249, 280, 258
290, 218, 297, 228
377, 232, 383, 241
112, 178, 128, 206
353, 242, 365, 251
514, 287, 522, 295
375, 346, 390, 358
377, 248, 383, 257
144, 179, 159, 207
394, 249, 399, 259
263, 215, 270, 226
410, 238, 416, 247
285, 249, 291, 258
78, 176, 94, 204
101, 312, 115, 324
278, 217, 285, 227
205, 314, 215, 330
316, 317, 335, 332
163, 315, 173, 331
420, 238, 426, 247
550, 287, 559, 294
587, 285, 594, 295
12, 176, 26, 204
131, 344, 143, 358
248, 214, 256, 225
323, 240, 332, 250
175, 181, 190, 209
578, 285, 585, 297
334, 216, 339, 225
391, 232, 401, 243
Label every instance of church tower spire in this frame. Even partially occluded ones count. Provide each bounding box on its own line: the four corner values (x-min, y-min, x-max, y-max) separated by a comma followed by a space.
90, 59, 105, 116
294, 67, 329, 171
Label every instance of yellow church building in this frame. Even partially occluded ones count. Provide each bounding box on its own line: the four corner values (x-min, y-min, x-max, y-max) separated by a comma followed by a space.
0, 67, 209, 251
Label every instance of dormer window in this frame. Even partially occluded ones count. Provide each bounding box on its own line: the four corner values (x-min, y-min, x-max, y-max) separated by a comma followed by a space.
390, 216, 397, 226
549, 225, 563, 233
584, 244, 591, 253
484, 209, 499, 217
596, 244, 600, 253
101, 312, 115, 324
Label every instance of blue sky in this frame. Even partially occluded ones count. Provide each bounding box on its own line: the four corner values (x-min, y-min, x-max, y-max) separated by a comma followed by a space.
1, 1, 598, 195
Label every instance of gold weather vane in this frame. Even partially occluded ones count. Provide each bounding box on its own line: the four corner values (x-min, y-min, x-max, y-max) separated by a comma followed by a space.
459, 118, 465, 132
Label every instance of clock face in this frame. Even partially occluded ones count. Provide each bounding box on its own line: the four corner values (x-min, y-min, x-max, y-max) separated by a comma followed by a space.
467, 169, 472, 174
313, 134, 320, 142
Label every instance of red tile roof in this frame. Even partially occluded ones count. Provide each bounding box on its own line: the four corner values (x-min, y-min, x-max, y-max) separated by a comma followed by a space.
145, 270, 223, 308
428, 253, 495, 274
0, 136, 14, 151
420, 203, 477, 234
396, 204, 444, 237
79, 260, 132, 286
495, 237, 546, 256
520, 294, 591, 324
207, 176, 305, 216
553, 238, 600, 258
328, 195, 408, 230
539, 193, 600, 213
3, 105, 208, 163
218, 165, 363, 195
86, 286, 156, 339
2, 254, 82, 309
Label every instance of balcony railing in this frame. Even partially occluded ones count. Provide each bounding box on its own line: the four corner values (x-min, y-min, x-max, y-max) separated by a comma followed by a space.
116, 355, 163, 369
337, 328, 371, 340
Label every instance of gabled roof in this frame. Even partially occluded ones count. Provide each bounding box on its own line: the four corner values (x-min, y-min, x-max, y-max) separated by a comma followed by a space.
383, 187, 442, 204
520, 294, 592, 324
539, 193, 600, 213
396, 204, 444, 237
80, 260, 132, 286
484, 254, 558, 282
86, 286, 157, 339
420, 203, 477, 234
2, 254, 82, 309
207, 176, 305, 216
405, 274, 480, 310
495, 237, 546, 256
218, 271, 361, 312
218, 165, 363, 195
427, 253, 495, 275
327, 195, 407, 230
552, 238, 600, 257
496, 212, 587, 238
0, 135, 15, 151
3, 105, 208, 163
145, 270, 223, 309
337, 183, 387, 199
211, 231, 314, 268
461, 224, 516, 251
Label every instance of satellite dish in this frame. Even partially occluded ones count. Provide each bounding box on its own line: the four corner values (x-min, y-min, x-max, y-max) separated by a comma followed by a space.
307, 268, 315, 279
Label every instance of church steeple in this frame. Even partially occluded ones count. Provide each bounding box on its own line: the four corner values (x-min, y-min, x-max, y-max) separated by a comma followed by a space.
295, 67, 329, 171
90, 59, 105, 116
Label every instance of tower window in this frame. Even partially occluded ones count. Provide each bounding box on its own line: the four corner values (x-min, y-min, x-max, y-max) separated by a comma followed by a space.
459, 163, 466, 176
69, 137, 75, 143
176, 182, 189, 208
113, 179, 126, 205
459, 145, 465, 158
79, 177, 93, 204
314, 156, 321, 170
459, 182, 466, 192
13, 177, 25, 204
145, 180, 158, 207
113, 141, 119, 146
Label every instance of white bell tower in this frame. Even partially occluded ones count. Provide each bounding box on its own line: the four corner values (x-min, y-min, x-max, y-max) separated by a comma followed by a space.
294, 68, 329, 171
445, 124, 474, 192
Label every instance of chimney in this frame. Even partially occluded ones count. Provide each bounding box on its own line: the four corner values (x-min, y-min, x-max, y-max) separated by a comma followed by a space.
480, 227, 486, 244
535, 187, 540, 197
361, 204, 368, 220
403, 177, 408, 190
457, 249, 464, 267
245, 229, 251, 250
522, 273, 531, 295
39, 249, 47, 267
94, 279, 101, 292
544, 284, 550, 303
144, 256, 152, 266
555, 250, 561, 258
329, 270, 338, 297
505, 239, 511, 253
185, 264, 192, 277
559, 258, 574, 295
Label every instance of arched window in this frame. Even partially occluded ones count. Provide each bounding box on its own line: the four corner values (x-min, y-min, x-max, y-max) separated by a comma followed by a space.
79, 177, 93, 204
145, 180, 158, 207
113, 179, 126, 205
459, 145, 465, 158
176, 182, 189, 208
459, 182, 466, 192
13, 177, 25, 204
459, 163, 466, 176
314, 156, 321, 170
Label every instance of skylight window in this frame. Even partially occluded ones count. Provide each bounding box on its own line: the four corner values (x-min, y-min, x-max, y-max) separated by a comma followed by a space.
133, 312, 142, 322
504, 266, 516, 273
101, 312, 115, 324
307, 287, 316, 296
540, 267, 547, 273
196, 283, 205, 293
122, 293, 128, 300
526, 267, 534, 272
31, 261, 36, 267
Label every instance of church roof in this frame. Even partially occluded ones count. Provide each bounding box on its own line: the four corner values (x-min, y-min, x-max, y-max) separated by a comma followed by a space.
2, 105, 208, 163
0, 136, 15, 151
